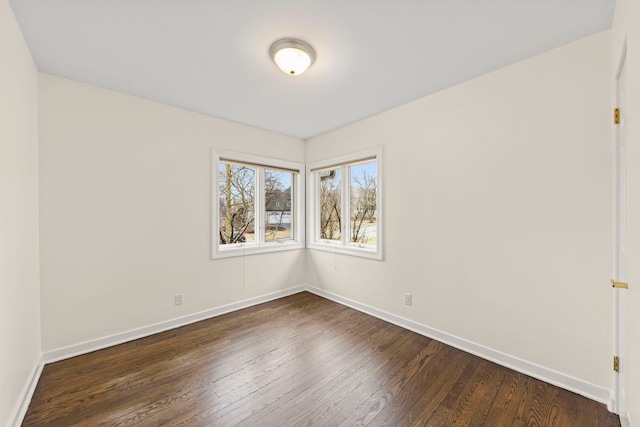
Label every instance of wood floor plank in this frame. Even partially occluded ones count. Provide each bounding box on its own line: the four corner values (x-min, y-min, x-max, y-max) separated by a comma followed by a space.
335, 339, 447, 426
364, 340, 450, 426
450, 362, 508, 426
22, 292, 620, 427
393, 347, 477, 426
325, 330, 430, 426
482, 369, 533, 426
286, 325, 426, 426
239, 322, 404, 425
420, 354, 485, 426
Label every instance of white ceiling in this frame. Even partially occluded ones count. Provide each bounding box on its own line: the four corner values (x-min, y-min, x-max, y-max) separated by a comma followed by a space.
10, 0, 615, 139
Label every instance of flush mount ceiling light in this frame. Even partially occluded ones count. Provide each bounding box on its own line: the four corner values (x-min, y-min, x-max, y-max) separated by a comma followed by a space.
270, 38, 316, 76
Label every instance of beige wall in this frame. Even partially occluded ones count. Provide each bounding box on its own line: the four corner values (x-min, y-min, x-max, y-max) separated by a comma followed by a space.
0, 0, 41, 425
38, 74, 306, 352
306, 31, 613, 391
612, 0, 640, 422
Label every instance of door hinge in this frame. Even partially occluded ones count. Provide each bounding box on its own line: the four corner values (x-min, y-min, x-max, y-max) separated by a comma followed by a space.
611, 279, 629, 289
614, 356, 620, 373
614, 108, 621, 124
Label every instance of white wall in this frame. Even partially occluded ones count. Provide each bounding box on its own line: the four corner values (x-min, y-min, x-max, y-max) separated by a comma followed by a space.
612, 0, 640, 423
0, 0, 41, 425
306, 31, 613, 394
38, 74, 306, 352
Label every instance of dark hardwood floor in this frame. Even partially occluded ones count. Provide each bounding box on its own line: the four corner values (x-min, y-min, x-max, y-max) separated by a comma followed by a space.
23, 292, 620, 426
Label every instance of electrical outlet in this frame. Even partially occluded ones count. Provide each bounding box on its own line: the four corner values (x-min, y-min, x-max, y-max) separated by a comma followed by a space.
404, 293, 412, 306
175, 293, 184, 306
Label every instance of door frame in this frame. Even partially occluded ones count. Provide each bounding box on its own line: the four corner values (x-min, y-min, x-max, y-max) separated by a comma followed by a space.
612, 40, 629, 422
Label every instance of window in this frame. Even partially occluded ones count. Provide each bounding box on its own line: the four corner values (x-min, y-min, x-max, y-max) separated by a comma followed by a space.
307, 147, 383, 260
212, 150, 305, 258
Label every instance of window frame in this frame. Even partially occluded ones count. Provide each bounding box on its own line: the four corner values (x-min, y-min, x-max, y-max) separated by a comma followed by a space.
306, 146, 383, 260
212, 149, 305, 259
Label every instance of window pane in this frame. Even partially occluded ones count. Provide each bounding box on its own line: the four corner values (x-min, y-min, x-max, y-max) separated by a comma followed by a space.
219, 162, 256, 244
350, 161, 377, 245
265, 170, 293, 242
319, 168, 342, 241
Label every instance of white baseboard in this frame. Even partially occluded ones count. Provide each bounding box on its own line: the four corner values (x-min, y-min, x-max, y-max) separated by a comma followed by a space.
304, 285, 612, 407
43, 285, 305, 363
9, 354, 43, 427
40, 283, 612, 410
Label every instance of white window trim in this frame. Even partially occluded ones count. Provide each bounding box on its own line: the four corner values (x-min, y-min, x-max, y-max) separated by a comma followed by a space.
306, 146, 383, 260
212, 149, 305, 259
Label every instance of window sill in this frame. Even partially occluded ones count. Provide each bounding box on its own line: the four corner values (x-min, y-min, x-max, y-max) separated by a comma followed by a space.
307, 241, 383, 260
213, 241, 305, 259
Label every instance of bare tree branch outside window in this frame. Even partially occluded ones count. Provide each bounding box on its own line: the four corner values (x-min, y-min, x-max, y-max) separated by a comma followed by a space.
319, 169, 341, 241
350, 162, 377, 245
219, 162, 256, 244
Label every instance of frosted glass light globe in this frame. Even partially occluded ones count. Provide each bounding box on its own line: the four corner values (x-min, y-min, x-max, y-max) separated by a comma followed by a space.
270, 39, 316, 76
274, 47, 312, 75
